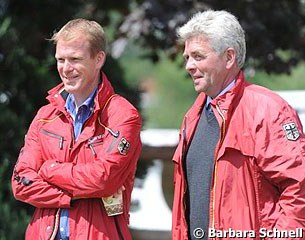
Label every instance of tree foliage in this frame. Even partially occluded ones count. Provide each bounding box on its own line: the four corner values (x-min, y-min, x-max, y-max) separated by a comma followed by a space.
114, 0, 305, 74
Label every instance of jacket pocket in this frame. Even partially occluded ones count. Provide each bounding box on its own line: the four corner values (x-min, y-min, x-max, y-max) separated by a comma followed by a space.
87, 140, 104, 156
40, 129, 65, 150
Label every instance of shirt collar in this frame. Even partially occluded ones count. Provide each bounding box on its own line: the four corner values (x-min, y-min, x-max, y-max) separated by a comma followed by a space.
65, 88, 97, 117
206, 80, 236, 107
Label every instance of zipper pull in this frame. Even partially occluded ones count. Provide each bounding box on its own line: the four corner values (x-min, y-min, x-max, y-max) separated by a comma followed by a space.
106, 127, 120, 138
59, 137, 63, 150
88, 144, 97, 156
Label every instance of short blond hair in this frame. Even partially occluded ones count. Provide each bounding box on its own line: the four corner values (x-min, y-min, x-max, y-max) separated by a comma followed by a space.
51, 18, 106, 57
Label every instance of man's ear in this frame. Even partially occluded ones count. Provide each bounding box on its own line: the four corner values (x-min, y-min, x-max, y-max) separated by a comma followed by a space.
225, 48, 236, 69
96, 50, 106, 68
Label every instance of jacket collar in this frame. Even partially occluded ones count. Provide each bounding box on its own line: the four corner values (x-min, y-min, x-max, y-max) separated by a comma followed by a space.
210, 70, 246, 118
212, 71, 244, 104
186, 70, 246, 122
46, 71, 115, 113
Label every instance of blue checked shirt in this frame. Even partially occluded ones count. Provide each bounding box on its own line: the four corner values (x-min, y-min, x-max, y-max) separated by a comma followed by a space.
55, 88, 97, 240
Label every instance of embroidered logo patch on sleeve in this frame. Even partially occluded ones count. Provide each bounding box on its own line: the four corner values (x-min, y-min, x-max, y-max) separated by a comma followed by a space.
117, 137, 130, 155
283, 122, 300, 141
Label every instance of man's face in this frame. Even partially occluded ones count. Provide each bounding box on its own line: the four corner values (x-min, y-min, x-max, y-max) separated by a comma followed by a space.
55, 34, 105, 102
183, 35, 229, 97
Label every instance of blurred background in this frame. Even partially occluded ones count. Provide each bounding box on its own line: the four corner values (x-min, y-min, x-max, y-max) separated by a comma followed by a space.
1, 0, 305, 239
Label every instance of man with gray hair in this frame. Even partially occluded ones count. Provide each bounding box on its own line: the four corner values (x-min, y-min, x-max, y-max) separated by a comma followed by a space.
172, 10, 305, 240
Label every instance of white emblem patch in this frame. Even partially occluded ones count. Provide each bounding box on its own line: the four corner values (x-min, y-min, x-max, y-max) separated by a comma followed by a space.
283, 122, 300, 141
117, 137, 130, 155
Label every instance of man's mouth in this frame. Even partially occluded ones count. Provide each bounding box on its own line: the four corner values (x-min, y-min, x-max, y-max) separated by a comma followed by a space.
64, 75, 78, 81
192, 75, 203, 80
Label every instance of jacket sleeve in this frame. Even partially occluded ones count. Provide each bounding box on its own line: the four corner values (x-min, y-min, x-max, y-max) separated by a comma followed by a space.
253, 98, 305, 231
39, 108, 142, 198
11, 110, 72, 208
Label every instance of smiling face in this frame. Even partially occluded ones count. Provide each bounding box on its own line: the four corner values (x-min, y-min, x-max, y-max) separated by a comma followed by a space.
183, 35, 234, 97
55, 34, 105, 105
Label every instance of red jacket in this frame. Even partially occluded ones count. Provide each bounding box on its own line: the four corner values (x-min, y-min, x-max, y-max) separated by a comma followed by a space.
12, 73, 142, 240
172, 71, 305, 239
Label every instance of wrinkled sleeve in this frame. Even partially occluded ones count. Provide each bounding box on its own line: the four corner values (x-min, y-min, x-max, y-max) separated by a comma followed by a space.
39, 108, 142, 198
254, 100, 305, 232
11, 110, 72, 208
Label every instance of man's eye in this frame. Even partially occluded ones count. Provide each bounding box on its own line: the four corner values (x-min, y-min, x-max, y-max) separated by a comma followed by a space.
183, 59, 189, 66
194, 55, 204, 60
71, 57, 83, 62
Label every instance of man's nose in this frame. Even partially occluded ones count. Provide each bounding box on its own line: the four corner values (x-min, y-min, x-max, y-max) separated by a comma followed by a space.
185, 58, 196, 73
63, 60, 73, 72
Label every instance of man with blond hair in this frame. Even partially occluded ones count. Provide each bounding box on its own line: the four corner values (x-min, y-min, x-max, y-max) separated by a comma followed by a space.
12, 19, 142, 239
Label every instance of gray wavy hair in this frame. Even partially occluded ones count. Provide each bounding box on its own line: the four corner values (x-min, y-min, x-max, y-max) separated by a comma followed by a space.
177, 10, 246, 68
